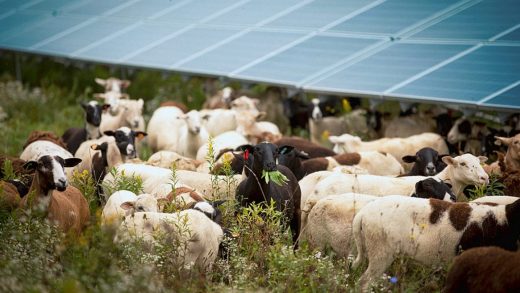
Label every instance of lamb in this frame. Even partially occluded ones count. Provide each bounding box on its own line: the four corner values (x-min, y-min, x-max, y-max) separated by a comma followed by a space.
99, 98, 145, 133
401, 147, 447, 176
19, 155, 90, 234
147, 150, 201, 171
176, 110, 209, 159
352, 196, 520, 291
301, 179, 454, 257
235, 143, 301, 243
235, 110, 282, 144
329, 132, 449, 171
116, 208, 224, 271
301, 153, 488, 207
62, 101, 110, 154
273, 136, 336, 158
495, 133, 520, 171
101, 190, 158, 226
443, 246, 520, 293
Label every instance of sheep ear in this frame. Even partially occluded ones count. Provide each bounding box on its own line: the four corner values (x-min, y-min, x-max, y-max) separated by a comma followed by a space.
478, 156, 488, 163
236, 144, 254, 153
95, 78, 106, 86
120, 201, 135, 210
277, 145, 294, 155
104, 130, 116, 137
210, 199, 227, 208
442, 156, 457, 167
64, 158, 82, 167
91, 142, 108, 152
23, 161, 38, 171
137, 98, 143, 107
135, 131, 147, 141
402, 155, 417, 163
102, 104, 111, 111
202, 114, 210, 120
495, 136, 512, 146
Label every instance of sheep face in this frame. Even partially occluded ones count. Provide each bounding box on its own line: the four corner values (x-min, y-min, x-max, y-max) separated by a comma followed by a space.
447, 118, 472, 144
121, 99, 144, 129
81, 100, 110, 127
95, 77, 130, 93
238, 142, 279, 173
24, 155, 81, 192
310, 98, 323, 121
496, 133, 520, 155
277, 146, 309, 171
104, 127, 147, 159
412, 178, 455, 202
402, 147, 447, 176
443, 154, 489, 186
230, 96, 259, 113
181, 110, 205, 135
120, 194, 158, 215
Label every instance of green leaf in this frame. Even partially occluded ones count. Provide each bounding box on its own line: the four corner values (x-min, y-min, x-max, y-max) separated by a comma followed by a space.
262, 170, 289, 186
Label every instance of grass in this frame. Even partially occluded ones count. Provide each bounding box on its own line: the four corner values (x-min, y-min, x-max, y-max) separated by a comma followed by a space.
0, 53, 510, 293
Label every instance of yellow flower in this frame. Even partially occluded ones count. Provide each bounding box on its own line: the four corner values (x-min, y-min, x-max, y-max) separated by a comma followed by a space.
342, 99, 352, 112
321, 130, 330, 140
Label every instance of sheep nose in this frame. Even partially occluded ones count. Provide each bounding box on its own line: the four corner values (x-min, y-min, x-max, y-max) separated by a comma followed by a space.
426, 166, 435, 174
480, 176, 489, 185
194, 127, 200, 134
266, 162, 276, 171
133, 121, 139, 128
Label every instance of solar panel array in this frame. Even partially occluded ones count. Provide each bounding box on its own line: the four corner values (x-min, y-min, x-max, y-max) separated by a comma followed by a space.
1, 0, 519, 111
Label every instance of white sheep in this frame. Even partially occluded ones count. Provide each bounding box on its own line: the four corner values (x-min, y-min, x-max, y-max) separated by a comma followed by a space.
101, 190, 158, 226
199, 108, 237, 137
116, 209, 223, 271
352, 196, 520, 291
100, 98, 145, 132
235, 110, 281, 144
176, 110, 209, 159
94, 91, 129, 116
329, 132, 449, 172
146, 106, 184, 152
195, 130, 248, 168
301, 154, 489, 209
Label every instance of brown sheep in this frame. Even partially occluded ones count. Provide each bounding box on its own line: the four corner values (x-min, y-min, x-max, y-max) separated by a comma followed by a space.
23, 130, 67, 150
444, 246, 520, 293
20, 155, 90, 234
0, 181, 22, 211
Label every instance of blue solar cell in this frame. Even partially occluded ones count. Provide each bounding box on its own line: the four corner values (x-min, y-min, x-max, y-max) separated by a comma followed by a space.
497, 27, 520, 42
178, 30, 305, 75
411, 0, 520, 41
127, 26, 240, 68
308, 43, 471, 92
37, 18, 130, 55
235, 35, 378, 84
0, 10, 49, 43
0, 0, 33, 13
110, 0, 186, 20
393, 45, 520, 102
261, 0, 376, 32
26, 0, 87, 13
79, 22, 188, 62
206, 0, 302, 27
67, 0, 128, 16
154, 0, 238, 23
2, 14, 89, 48
483, 84, 520, 109
327, 0, 455, 36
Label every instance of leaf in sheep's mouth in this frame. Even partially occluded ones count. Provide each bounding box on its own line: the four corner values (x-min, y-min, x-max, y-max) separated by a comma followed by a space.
261, 170, 289, 186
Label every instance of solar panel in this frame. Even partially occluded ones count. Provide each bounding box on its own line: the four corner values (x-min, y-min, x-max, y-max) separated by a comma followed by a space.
391, 45, 520, 103
306, 43, 471, 93
410, 0, 520, 41
232, 35, 379, 85
326, 0, 456, 36
0, 0, 519, 112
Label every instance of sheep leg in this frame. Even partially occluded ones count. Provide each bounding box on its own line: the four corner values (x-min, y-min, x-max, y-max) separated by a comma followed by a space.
359, 252, 394, 292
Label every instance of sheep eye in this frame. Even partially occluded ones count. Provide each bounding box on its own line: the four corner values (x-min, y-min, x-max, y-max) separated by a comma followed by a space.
137, 206, 144, 211
460, 162, 466, 167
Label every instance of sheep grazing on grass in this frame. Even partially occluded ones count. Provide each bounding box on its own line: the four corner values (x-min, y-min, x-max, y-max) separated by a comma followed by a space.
235, 143, 301, 244
19, 155, 89, 234
444, 246, 520, 293
352, 196, 520, 291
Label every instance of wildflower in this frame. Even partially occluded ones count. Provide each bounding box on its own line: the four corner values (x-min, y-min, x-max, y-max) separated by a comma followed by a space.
321, 130, 330, 140
390, 276, 398, 284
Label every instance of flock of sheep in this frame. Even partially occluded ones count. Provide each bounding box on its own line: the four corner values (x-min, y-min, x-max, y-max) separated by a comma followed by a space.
2, 76, 520, 291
